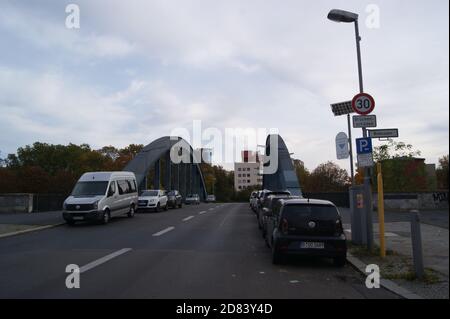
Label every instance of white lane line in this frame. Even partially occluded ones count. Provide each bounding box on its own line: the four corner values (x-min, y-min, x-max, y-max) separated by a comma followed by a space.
152, 226, 175, 237
199, 211, 207, 215
208, 208, 214, 211
183, 215, 195, 222
80, 248, 132, 273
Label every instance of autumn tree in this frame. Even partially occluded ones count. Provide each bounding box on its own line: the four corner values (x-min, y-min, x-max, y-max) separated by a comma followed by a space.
436, 155, 449, 189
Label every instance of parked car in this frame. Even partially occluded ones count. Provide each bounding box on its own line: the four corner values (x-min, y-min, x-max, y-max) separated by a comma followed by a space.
257, 190, 291, 229
266, 198, 347, 266
62, 171, 138, 225
138, 189, 168, 212
249, 191, 258, 211
167, 190, 183, 208
185, 194, 200, 205
260, 193, 298, 239
206, 194, 216, 202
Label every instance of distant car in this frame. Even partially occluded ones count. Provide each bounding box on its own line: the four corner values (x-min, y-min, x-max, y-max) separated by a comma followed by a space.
167, 190, 183, 208
249, 191, 258, 211
185, 194, 200, 205
138, 189, 168, 212
266, 198, 347, 266
62, 171, 138, 225
257, 190, 291, 229
206, 194, 216, 202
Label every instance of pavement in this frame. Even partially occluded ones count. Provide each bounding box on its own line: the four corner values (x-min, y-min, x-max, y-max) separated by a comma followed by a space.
0, 203, 398, 299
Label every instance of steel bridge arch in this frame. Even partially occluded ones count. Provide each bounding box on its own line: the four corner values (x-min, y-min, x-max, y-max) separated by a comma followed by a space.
262, 134, 302, 196
123, 136, 208, 200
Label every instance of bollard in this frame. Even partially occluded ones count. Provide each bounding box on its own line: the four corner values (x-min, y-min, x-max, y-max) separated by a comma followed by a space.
410, 210, 424, 279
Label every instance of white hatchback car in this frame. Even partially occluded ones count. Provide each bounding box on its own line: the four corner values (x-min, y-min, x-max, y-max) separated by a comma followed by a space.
138, 189, 168, 212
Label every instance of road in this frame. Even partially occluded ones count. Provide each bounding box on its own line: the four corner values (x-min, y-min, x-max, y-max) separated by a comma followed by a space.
0, 203, 398, 299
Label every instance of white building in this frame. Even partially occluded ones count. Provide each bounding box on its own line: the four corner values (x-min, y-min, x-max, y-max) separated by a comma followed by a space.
234, 150, 263, 191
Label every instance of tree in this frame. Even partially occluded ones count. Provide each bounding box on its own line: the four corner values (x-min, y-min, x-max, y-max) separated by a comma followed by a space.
436, 155, 449, 189
307, 161, 350, 192
293, 159, 311, 192
373, 139, 421, 162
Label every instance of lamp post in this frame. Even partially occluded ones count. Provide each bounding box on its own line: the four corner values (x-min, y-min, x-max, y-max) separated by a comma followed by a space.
328, 9, 374, 250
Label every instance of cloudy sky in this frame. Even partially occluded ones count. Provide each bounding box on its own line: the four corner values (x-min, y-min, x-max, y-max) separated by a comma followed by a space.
0, 0, 448, 171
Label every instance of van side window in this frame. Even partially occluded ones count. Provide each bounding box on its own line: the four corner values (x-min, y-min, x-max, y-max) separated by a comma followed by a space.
127, 179, 136, 193
108, 181, 116, 197
118, 180, 129, 195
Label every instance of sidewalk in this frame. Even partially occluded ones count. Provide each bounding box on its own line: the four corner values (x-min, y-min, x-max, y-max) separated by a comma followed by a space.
0, 211, 64, 237
340, 208, 449, 299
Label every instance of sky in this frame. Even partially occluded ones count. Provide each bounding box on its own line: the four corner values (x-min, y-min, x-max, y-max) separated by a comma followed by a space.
0, 0, 448, 172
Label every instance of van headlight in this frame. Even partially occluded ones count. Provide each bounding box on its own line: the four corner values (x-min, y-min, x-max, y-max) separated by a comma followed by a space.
92, 201, 99, 209
63, 202, 67, 210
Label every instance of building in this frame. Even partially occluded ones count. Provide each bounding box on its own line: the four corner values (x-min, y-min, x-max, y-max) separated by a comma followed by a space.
234, 150, 263, 191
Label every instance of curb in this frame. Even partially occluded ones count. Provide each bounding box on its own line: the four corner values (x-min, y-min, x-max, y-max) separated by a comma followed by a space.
0, 222, 66, 239
347, 253, 424, 299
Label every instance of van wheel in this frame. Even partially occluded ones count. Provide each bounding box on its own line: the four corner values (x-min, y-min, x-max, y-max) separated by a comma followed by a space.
127, 205, 135, 218
156, 203, 160, 212
164, 203, 168, 211
178, 202, 182, 208
102, 210, 110, 224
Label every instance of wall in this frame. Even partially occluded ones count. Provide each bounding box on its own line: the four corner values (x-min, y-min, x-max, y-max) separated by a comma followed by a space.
0, 194, 33, 213
373, 191, 449, 211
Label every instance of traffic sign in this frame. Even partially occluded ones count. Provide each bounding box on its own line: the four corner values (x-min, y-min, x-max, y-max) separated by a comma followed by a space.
357, 153, 374, 167
335, 132, 349, 160
353, 115, 377, 128
368, 128, 399, 139
352, 93, 375, 115
356, 137, 373, 154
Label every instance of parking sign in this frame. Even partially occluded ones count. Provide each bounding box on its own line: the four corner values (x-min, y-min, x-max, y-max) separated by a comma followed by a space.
356, 138, 372, 154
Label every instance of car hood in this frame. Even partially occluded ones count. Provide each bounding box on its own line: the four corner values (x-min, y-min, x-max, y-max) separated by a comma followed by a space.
65, 195, 104, 205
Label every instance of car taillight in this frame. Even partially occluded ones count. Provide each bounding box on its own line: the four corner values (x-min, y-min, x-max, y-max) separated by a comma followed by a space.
281, 218, 289, 235
335, 219, 343, 233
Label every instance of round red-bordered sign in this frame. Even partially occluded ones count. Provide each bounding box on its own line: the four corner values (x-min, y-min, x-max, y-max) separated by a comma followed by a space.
352, 93, 375, 115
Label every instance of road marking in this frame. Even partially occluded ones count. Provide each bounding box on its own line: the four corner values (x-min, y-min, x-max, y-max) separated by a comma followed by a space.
289, 280, 300, 284
80, 248, 132, 273
183, 216, 195, 222
152, 226, 175, 236
199, 211, 207, 215
208, 208, 214, 211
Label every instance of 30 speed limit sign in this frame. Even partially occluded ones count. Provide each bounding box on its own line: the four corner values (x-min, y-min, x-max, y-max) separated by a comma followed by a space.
352, 93, 375, 115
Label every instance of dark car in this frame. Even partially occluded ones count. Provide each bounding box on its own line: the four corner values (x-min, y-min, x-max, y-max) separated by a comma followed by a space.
260, 194, 299, 239
166, 190, 183, 208
266, 198, 347, 266
257, 190, 291, 229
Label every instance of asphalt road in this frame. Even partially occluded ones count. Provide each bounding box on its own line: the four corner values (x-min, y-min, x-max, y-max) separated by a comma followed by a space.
0, 203, 398, 299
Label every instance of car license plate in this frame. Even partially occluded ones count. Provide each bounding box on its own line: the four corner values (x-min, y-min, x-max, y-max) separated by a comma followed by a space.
300, 242, 324, 249
73, 216, 84, 220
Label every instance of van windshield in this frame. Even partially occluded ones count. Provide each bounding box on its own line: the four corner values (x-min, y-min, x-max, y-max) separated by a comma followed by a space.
71, 181, 109, 197
141, 190, 158, 197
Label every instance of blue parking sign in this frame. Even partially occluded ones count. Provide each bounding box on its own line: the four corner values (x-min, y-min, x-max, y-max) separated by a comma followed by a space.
356, 138, 372, 154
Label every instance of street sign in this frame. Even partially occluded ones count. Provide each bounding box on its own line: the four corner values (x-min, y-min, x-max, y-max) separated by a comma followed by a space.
353, 115, 377, 128
356, 137, 373, 154
368, 128, 399, 139
357, 153, 374, 167
335, 132, 349, 160
352, 93, 375, 115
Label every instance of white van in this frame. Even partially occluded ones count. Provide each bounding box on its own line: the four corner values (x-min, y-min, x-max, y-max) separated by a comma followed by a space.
62, 171, 138, 225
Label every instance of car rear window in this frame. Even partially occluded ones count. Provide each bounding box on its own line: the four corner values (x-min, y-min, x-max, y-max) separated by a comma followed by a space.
282, 204, 339, 223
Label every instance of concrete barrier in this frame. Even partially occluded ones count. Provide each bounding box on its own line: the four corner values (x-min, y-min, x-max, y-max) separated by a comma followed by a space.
373, 191, 448, 211
0, 194, 34, 214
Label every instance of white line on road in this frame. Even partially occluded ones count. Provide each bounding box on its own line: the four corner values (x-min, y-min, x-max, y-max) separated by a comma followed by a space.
152, 226, 175, 237
183, 216, 195, 222
80, 248, 132, 273
208, 208, 214, 211
199, 211, 207, 215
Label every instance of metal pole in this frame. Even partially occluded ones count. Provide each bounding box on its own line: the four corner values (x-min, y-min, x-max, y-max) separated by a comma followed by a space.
347, 113, 355, 184
410, 210, 424, 279
377, 162, 386, 258
354, 21, 364, 93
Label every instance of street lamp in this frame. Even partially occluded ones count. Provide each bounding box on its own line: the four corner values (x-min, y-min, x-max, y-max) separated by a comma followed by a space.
327, 9, 374, 250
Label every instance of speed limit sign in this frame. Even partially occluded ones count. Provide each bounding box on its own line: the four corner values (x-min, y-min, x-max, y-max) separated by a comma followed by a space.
352, 93, 375, 115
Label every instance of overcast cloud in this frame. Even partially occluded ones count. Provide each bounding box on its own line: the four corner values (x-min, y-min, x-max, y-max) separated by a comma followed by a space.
0, 0, 448, 171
